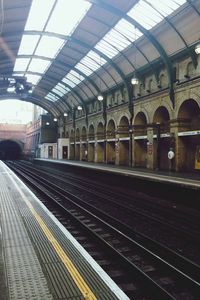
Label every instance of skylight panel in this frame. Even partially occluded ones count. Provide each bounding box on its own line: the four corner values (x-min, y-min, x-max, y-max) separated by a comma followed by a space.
106, 30, 131, 48
65, 70, 84, 84
127, 0, 186, 30
62, 77, 76, 88
45, 93, 59, 102
115, 19, 142, 42
87, 51, 107, 65
67, 74, 82, 85
95, 41, 118, 59
35, 36, 64, 58
28, 58, 51, 73
18, 35, 40, 55
53, 83, 70, 96
25, 0, 55, 31
46, 0, 91, 36
75, 63, 93, 76
129, 7, 155, 30
25, 74, 41, 85
52, 87, 65, 97
13, 58, 30, 72
70, 70, 84, 81
82, 57, 100, 70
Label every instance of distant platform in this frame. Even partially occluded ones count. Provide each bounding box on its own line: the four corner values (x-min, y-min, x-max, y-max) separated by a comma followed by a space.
34, 158, 200, 190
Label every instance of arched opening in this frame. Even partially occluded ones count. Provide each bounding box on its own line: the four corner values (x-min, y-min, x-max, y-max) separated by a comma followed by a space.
96, 122, 105, 163
88, 124, 95, 162
106, 119, 116, 164
0, 140, 22, 160
69, 129, 75, 159
177, 99, 200, 171
118, 116, 129, 166
153, 106, 170, 170
81, 126, 87, 161
75, 128, 80, 160
134, 112, 147, 167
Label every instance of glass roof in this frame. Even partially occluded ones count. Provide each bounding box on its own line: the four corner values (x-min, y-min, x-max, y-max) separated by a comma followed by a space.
49, 0, 186, 100
13, 0, 187, 103
52, 83, 70, 98
13, 0, 91, 86
95, 0, 186, 59
45, 92, 59, 102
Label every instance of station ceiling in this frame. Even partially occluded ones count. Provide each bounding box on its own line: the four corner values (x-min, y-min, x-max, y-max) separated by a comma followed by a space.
0, 0, 200, 116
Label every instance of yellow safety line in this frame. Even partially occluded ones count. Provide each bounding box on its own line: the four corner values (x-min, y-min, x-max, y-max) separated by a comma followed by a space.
25, 200, 97, 300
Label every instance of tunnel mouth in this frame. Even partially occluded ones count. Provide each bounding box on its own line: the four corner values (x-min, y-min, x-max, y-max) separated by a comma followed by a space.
0, 140, 22, 160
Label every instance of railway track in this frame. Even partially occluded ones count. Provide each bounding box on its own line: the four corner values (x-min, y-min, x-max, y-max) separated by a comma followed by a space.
11, 161, 200, 264
6, 161, 200, 299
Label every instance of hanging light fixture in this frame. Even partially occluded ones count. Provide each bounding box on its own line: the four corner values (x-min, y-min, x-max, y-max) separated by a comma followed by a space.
64, 112, 68, 116
77, 105, 82, 110
97, 94, 104, 101
131, 77, 139, 85
131, 26, 139, 86
195, 41, 200, 54
97, 55, 104, 101
53, 118, 57, 122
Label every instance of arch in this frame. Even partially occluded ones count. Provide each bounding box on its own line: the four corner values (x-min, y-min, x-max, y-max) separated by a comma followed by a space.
88, 124, 95, 140
153, 106, 171, 170
177, 99, 200, 171
75, 128, 80, 141
96, 122, 105, 139
0, 94, 60, 117
106, 119, 116, 164
81, 126, 87, 141
177, 99, 200, 131
106, 119, 116, 138
153, 106, 170, 133
75, 127, 80, 160
134, 112, 147, 136
0, 139, 22, 160
118, 115, 129, 137
69, 128, 75, 160
133, 111, 148, 168
117, 116, 130, 166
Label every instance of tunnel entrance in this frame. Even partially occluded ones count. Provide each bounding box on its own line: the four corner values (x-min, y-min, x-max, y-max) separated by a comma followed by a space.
0, 140, 22, 160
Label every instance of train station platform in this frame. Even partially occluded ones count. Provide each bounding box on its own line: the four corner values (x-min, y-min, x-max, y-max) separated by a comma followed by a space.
0, 161, 129, 300
34, 158, 200, 190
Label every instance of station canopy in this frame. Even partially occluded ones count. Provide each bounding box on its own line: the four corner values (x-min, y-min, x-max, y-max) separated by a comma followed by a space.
0, 0, 200, 116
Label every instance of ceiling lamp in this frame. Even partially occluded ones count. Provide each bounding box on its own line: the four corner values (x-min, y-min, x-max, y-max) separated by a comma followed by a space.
64, 112, 68, 116
195, 42, 200, 54
97, 94, 104, 101
131, 77, 139, 85
53, 118, 57, 122
46, 122, 50, 125
77, 105, 82, 110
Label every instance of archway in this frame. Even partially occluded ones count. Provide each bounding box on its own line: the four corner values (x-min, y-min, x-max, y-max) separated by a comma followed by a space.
118, 116, 129, 166
88, 124, 95, 162
153, 106, 170, 170
96, 122, 105, 163
177, 99, 200, 171
106, 119, 116, 164
75, 128, 80, 160
81, 126, 87, 161
69, 129, 75, 159
134, 112, 147, 167
0, 140, 22, 160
